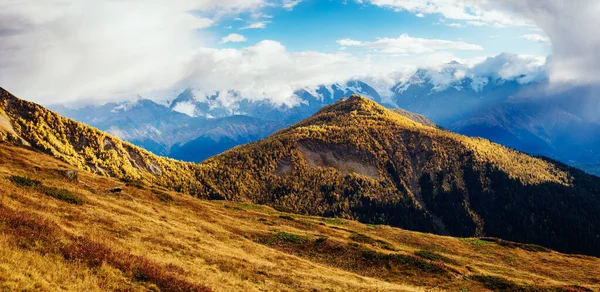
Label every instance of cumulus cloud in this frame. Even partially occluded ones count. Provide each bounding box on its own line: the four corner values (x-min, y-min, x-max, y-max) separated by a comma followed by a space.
336, 34, 483, 54
0, 0, 288, 104
469, 53, 547, 83
485, 0, 600, 84
181, 40, 375, 106
221, 33, 248, 43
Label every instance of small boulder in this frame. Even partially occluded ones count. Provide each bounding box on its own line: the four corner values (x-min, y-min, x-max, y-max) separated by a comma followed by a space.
109, 187, 123, 193
61, 170, 79, 182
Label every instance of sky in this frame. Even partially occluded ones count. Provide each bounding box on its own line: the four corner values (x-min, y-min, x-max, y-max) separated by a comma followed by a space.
0, 0, 597, 106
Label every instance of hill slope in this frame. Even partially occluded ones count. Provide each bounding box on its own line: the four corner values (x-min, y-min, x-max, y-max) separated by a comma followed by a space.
198, 95, 600, 256
1, 88, 600, 257
1, 143, 599, 291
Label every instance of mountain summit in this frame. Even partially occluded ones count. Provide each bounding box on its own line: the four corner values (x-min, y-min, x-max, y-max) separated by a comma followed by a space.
1, 88, 599, 256
199, 94, 598, 255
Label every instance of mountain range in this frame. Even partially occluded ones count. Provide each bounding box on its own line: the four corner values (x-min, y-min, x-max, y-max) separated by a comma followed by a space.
2, 88, 600, 258
50, 61, 600, 177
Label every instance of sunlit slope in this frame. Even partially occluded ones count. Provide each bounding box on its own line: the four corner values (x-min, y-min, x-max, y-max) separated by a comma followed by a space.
0, 87, 204, 193
0, 144, 598, 291
199, 95, 599, 256
1, 88, 599, 257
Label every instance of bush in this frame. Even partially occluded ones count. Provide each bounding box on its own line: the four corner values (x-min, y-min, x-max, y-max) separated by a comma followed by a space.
8, 175, 83, 204
41, 186, 84, 205
120, 177, 145, 189
322, 218, 346, 225
152, 189, 173, 202
350, 233, 375, 244
414, 250, 459, 265
62, 237, 211, 291
9, 175, 41, 187
278, 215, 295, 221
274, 231, 308, 243
479, 237, 550, 253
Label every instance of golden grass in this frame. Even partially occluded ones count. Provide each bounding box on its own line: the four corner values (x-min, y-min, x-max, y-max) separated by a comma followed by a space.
293, 95, 570, 186
0, 144, 598, 291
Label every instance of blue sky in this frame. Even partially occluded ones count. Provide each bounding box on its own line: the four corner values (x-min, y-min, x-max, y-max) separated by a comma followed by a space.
1, 0, 588, 106
211, 0, 550, 58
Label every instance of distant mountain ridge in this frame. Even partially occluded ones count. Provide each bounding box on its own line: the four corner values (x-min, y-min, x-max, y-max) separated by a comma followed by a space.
49, 58, 600, 176
4, 88, 600, 256
50, 80, 384, 162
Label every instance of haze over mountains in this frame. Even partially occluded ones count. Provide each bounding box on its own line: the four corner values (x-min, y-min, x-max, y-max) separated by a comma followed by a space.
51, 57, 600, 175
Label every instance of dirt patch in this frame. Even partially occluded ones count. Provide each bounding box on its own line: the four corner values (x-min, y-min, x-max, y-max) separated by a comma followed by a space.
297, 140, 379, 179
274, 157, 293, 175
0, 111, 15, 135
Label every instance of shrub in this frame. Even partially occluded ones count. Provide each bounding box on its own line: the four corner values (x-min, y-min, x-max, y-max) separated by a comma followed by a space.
152, 189, 173, 202
62, 237, 211, 291
120, 177, 145, 189
278, 215, 295, 221
41, 186, 84, 205
414, 250, 459, 265
470, 275, 522, 291
0, 205, 61, 250
9, 175, 41, 187
479, 237, 550, 253
274, 231, 308, 243
350, 233, 375, 244
322, 218, 346, 225
8, 175, 83, 204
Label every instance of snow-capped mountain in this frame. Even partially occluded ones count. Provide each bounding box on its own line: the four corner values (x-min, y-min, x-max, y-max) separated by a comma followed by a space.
391, 56, 548, 125
51, 64, 600, 176
388, 58, 600, 175
168, 80, 386, 120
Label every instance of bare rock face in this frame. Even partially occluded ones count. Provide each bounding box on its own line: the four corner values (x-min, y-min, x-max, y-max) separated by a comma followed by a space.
297, 139, 379, 179
60, 169, 79, 182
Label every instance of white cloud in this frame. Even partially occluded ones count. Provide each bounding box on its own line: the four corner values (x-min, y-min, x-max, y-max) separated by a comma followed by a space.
467, 21, 488, 26
485, 0, 600, 84
282, 0, 303, 10
240, 21, 270, 29
470, 53, 547, 83
357, 0, 531, 27
172, 101, 197, 117
221, 33, 248, 43
181, 41, 374, 106
519, 34, 550, 43
0, 0, 273, 104
446, 23, 463, 28
415, 13, 424, 17
336, 34, 483, 54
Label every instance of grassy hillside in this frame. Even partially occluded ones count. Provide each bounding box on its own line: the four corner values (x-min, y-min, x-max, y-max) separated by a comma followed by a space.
0, 87, 204, 194
0, 144, 598, 291
2, 88, 600, 257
